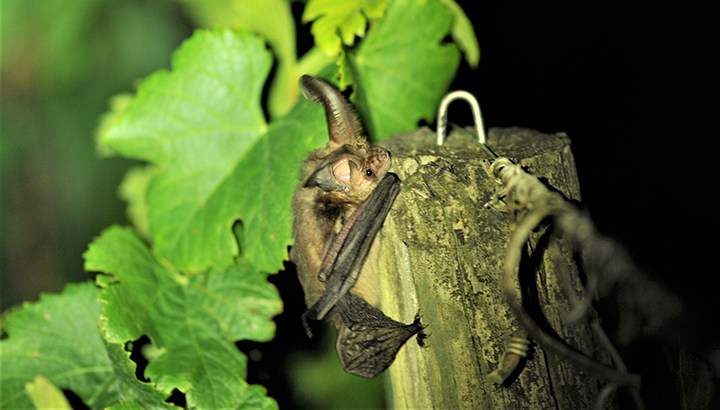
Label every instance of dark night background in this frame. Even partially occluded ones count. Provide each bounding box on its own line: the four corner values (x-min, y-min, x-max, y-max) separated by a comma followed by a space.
466, 4, 715, 306
2, 1, 716, 409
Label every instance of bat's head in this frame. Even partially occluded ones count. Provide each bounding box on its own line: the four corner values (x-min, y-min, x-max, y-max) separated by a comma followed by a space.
300, 75, 392, 202
309, 145, 390, 196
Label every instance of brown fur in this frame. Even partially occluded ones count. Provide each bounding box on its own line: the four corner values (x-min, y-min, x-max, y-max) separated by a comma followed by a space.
290, 76, 390, 311
291, 130, 390, 308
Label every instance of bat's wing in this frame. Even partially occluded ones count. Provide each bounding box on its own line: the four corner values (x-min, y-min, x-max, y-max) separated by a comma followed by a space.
335, 293, 426, 378
301, 173, 401, 336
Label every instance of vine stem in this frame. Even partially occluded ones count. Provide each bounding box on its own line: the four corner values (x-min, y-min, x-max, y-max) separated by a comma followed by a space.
487, 158, 642, 389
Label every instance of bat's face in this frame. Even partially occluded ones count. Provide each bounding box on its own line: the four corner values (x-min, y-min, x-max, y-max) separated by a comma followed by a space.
328, 146, 391, 199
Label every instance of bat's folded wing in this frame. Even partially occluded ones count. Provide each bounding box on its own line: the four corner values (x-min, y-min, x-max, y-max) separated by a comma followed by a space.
301, 173, 402, 336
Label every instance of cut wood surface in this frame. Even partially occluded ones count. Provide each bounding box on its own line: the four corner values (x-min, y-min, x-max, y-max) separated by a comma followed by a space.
372, 126, 616, 409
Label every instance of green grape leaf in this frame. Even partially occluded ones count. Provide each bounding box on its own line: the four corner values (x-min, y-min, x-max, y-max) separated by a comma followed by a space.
441, 0, 480, 68
100, 28, 327, 273
0, 282, 119, 409
24, 374, 72, 410
303, 0, 391, 57
96, 92, 135, 157
118, 165, 159, 241
102, 340, 179, 410
350, 0, 461, 140
178, 0, 300, 118
337, 49, 355, 90
84, 226, 281, 409
108, 400, 149, 410
0, 282, 176, 410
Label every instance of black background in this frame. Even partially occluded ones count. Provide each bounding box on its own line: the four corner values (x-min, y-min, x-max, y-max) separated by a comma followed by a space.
458, 3, 715, 302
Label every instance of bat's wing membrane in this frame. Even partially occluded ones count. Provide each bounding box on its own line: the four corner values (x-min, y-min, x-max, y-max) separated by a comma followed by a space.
335, 293, 425, 378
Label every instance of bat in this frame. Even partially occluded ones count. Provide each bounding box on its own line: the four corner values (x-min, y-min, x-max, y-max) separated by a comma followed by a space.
291, 75, 427, 378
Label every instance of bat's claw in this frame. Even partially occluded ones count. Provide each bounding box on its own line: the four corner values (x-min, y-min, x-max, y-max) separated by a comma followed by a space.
301, 311, 314, 339
416, 330, 430, 348
411, 312, 430, 348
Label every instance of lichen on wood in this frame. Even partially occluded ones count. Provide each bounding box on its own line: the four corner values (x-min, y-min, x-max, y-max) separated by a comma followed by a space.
372, 126, 617, 409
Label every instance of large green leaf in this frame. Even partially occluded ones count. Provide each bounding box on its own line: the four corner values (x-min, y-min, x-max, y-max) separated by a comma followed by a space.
177, 0, 300, 118
0, 282, 171, 410
117, 165, 160, 241
24, 375, 72, 410
0, 282, 115, 409
84, 226, 281, 409
102, 340, 177, 410
101, 29, 327, 273
351, 0, 461, 140
441, 0, 480, 68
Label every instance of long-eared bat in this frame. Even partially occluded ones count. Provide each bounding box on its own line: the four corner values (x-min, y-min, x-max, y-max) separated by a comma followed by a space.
291, 75, 426, 378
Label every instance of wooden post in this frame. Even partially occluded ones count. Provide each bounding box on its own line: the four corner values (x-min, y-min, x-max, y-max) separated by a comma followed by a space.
373, 127, 616, 409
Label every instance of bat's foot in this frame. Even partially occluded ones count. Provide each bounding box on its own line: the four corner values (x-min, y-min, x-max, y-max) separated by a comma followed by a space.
416, 331, 430, 348
411, 313, 430, 348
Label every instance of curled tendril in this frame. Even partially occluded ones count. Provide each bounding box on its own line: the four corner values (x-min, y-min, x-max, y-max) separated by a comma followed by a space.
484, 157, 643, 393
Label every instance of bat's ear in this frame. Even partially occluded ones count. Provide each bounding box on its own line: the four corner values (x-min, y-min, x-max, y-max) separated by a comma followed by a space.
300, 75, 361, 147
304, 164, 348, 192
303, 145, 354, 192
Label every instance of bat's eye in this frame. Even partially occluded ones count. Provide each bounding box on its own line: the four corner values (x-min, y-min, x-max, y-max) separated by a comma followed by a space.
365, 169, 374, 177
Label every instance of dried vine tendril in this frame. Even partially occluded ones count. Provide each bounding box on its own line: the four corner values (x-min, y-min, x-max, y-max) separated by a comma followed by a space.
483, 157, 643, 407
